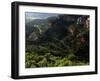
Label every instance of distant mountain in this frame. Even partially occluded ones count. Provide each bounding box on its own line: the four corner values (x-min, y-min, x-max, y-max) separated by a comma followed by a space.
25, 16, 58, 40
28, 15, 89, 44
26, 19, 48, 38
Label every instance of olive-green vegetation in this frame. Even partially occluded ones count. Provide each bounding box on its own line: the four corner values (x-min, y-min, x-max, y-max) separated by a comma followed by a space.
25, 14, 89, 68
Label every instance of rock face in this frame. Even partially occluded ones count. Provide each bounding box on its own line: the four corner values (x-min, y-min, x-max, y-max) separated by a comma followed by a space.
28, 26, 42, 41
36, 15, 89, 42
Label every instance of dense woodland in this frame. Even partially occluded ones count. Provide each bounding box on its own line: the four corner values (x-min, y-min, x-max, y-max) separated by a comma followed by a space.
25, 14, 89, 68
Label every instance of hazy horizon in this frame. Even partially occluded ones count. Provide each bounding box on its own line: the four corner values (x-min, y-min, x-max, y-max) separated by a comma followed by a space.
25, 12, 59, 20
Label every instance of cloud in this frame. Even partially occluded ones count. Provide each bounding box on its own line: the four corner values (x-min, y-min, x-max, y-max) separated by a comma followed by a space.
25, 12, 58, 20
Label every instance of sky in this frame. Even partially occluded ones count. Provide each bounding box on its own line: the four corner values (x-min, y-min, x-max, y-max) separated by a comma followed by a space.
25, 12, 59, 21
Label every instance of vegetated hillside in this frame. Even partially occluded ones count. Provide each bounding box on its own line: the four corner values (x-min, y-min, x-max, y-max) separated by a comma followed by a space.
25, 14, 89, 68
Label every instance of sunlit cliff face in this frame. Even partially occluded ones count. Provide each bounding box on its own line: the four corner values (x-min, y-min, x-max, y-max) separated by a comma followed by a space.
67, 24, 76, 35
85, 17, 90, 29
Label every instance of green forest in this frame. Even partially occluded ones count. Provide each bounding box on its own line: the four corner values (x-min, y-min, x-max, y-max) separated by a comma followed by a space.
25, 14, 89, 68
